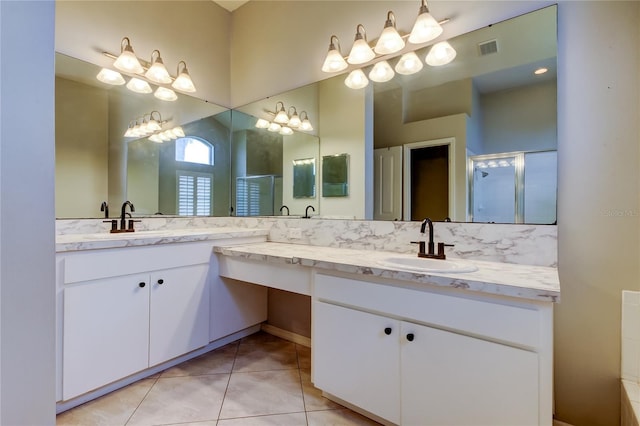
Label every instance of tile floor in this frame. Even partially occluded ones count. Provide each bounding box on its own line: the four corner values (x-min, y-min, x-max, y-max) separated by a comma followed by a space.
57, 331, 380, 426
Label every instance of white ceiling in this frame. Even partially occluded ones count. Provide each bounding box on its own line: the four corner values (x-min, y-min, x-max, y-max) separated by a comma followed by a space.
213, 1, 249, 12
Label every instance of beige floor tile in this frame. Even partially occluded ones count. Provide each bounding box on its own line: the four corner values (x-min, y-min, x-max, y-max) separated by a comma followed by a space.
217, 412, 308, 425
233, 340, 298, 372
126, 374, 229, 425
220, 369, 304, 419
56, 378, 155, 426
240, 330, 287, 345
306, 408, 382, 426
296, 344, 311, 371
160, 344, 237, 378
300, 370, 342, 412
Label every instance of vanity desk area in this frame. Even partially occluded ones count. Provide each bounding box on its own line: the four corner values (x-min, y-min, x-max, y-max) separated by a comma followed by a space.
55, 220, 559, 426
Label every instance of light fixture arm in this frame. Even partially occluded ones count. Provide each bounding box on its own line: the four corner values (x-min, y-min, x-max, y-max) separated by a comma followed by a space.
120, 37, 133, 53
329, 35, 341, 52
384, 11, 397, 29
419, 0, 429, 14
355, 24, 367, 41
176, 61, 188, 75
150, 110, 162, 121
288, 106, 297, 115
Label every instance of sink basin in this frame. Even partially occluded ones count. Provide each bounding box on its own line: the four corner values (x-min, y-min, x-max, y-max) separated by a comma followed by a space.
377, 256, 478, 274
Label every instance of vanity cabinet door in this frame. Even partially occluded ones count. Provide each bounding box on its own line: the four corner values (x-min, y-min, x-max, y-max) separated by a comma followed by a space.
401, 321, 539, 426
149, 264, 210, 366
313, 301, 401, 425
63, 273, 150, 400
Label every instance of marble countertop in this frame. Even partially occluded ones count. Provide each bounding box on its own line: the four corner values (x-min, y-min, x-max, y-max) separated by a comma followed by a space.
56, 227, 270, 252
214, 242, 560, 303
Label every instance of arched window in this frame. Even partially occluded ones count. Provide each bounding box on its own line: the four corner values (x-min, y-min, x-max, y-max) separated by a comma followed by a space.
175, 137, 214, 166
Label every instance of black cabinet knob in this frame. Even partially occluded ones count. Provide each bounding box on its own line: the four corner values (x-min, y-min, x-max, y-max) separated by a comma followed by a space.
406, 333, 415, 342
384, 327, 392, 335
138, 282, 146, 288
157, 279, 164, 285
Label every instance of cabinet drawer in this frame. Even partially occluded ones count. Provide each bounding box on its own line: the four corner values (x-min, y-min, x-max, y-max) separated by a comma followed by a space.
62, 242, 214, 284
314, 273, 541, 349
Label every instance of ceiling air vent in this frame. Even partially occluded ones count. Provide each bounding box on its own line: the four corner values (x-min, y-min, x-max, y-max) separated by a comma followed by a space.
478, 39, 498, 56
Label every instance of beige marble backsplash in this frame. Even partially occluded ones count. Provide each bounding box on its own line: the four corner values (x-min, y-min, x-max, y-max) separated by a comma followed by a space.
56, 217, 557, 267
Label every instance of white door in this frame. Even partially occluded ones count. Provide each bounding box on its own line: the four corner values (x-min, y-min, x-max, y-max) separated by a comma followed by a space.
63, 274, 150, 400
401, 322, 539, 425
374, 146, 402, 221
313, 301, 401, 424
149, 264, 210, 366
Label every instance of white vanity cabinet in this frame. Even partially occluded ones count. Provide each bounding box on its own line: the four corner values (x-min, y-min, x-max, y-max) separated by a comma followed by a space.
58, 242, 212, 400
313, 272, 552, 426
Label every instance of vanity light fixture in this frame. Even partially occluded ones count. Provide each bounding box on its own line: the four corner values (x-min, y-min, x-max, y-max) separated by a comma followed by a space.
255, 118, 270, 129
279, 126, 294, 136
96, 68, 126, 85
299, 112, 313, 131
534, 67, 549, 75
321, 35, 349, 73
344, 69, 369, 89
374, 11, 405, 55
395, 51, 423, 75
408, 0, 443, 44
154, 87, 178, 102
347, 25, 375, 65
267, 122, 282, 132
145, 50, 172, 84
425, 40, 457, 66
126, 77, 152, 94
288, 107, 302, 128
369, 60, 395, 83
172, 61, 197, 92
273, 101, 290, 124
113, 37, 144, 74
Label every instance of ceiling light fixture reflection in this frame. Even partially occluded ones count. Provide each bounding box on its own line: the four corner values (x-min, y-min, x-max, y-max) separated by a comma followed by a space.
408, 0, 443, 44
172, 61, 196, 92
534, 67, 549, 75
113, 37, 144, 74
425, 40, 457, 66
374, 11, 405, 55
126, 77, 152, 94
369, 60, 395, 83
280, 126, 294, 136
321, 35, 348, 73
347, 24, 375, 65
154, 87, 178, 101
288, 107, 302, 128
255, 118, 270, 129
273, 101, 290, 124
395, 51, 423, 75
96, 68, 126, 85
299, 112, 313, 131
267, 122, 282, 132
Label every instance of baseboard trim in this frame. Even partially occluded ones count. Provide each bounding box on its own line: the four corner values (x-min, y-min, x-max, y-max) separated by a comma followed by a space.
261, 323, 311, 347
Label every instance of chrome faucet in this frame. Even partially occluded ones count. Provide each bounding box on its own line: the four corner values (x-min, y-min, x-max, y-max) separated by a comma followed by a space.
280, 205, 290, 216
303, 205, 315, 219
120, 201, 135, 232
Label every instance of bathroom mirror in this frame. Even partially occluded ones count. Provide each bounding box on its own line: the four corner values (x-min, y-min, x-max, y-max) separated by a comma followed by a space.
322, 154, 349, 197
55, 52, 229, 219
293, 158, 316, 198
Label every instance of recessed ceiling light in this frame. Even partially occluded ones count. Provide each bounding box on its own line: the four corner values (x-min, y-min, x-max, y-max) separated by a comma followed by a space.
534, 67, 548, 75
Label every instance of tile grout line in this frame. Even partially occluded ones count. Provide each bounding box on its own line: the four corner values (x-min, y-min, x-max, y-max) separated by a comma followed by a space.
123, 374, 161, 426
295, 344, 311, 426
215, 340, 241, 424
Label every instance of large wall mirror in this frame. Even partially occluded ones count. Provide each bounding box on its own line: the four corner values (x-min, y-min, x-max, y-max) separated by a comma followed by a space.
55, 5, 556, 224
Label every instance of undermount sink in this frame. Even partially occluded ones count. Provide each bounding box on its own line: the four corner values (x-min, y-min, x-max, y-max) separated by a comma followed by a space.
377, 256, 478, 274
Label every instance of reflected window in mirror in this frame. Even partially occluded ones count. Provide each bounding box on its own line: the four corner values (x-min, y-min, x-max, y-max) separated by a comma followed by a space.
322, 154, 349, 197
177, 171, 212, 216
175, 137, 214, 166
293, 158, 316, 198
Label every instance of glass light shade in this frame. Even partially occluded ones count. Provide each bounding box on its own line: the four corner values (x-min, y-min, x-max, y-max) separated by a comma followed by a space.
172, 62, 196, 92
369, 61, 395, 83
145, 51, 172, 84
395, 52, 424, 75
171, 126, 185, 137
154, 87, 178, 101
300, 119, 313, 131
344, 69, 369, 89
96, 68, 125, 85
288, 113, 301, 128
425, 41, 457, 66
149, 134, 163, 143
159, 131, 173, 141
348, 39, 375, 65
280, 126, 294, 136
146, 118, 161, 132
126, 77, 152, 93
255, 118, 270, 129
267, 122, 281, 132
374, 26, 405, 55
408, 11, 443, 44
124, 126, 135, 137
321, 37, 348, 73
113, 51, 144, 74
274, 107, 289, 124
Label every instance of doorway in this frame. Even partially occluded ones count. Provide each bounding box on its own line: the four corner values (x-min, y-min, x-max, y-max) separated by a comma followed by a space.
403, 138, 455, 221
